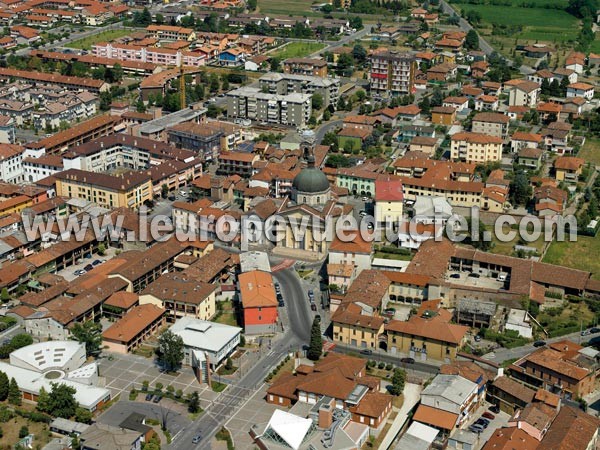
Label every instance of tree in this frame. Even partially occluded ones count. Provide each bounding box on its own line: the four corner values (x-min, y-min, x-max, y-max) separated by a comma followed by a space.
18, 425, 28, 438
349, 16, 362, 30
110, 64, 123, 83
418, 96, 430, 114
326, 154, 351, 168
161, 184, 169, 199
157, 330, 184, 372
0, 288, 8, 302
99, 91, 112, 111
225, 357, 233, 371
307, 317, 322, 361
188, 390, 200, 413
0, 371, 8, 401
75, 407, 92, 424
10, 334, 32, 350
352, 44, 367, 64
155, 13, 164, 25
46, 383, 78, 419
465, 30, 479, 50
70, 321, 102, 357
431, 88, 443, 107
37, 387, 50, 413
510, 170, 532, 206
333, 0, 341, 7
389, 368, 406, 395
247, 0, 257, 10
589, 195, 599, 218
97, 243, 106, 256
312, 93, 323, 110
8, 378, 20, 405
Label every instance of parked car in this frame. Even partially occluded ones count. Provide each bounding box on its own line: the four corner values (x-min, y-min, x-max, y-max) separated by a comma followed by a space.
192, 434, 202, 445
84, 264, 93, 272
582, 329, 592, 336
145, 393, 153, 401
489, 404, 500, 414
450, 273, 461, 279
308, 289, 314, 301
311, 303, 317, 312
474, 335, 482, 342
384, 308, 396, 316
152, 395, 162, 403
592, 327, 600, 333
274, 282, 281, 294
360, 349, 373, 355
84, 254, 92, 259
179, 191, 188, 197
476, 418, 490, 428
468, 273, 480, 278
359, 210, 367, 217
168, 194, 176, 201
469, 424, 484, 433
92, 259, 103, 266
362, 197, 369, 202
533, 340, 547, 347
74, 269, 86, 276
400, 357, 415, 364
482, 412, 495, 420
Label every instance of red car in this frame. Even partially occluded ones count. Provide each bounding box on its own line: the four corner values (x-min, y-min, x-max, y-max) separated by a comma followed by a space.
482, 412, 495, 420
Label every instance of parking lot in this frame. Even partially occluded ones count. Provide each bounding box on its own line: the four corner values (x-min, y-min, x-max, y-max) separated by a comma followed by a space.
445, 270, 507, 290
98, 352, 220, 408
225, 384, 284, 448
463, 402, 510, 450
56, 247, 118, 282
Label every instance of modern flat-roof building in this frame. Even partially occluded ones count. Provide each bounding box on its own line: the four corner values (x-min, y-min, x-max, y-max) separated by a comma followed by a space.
258, 72, 339, 107
226, 86, 312, 128
170, 317, 241, 382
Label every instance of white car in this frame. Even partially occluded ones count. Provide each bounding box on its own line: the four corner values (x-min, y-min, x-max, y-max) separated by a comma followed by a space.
179, 191, 188, 197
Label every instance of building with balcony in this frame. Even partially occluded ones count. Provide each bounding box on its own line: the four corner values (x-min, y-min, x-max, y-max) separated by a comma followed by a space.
450, 132, 503, 163
369, 51, 416, 95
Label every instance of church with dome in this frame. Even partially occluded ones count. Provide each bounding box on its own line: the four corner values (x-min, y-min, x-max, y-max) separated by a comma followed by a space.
273, 141, 352, 260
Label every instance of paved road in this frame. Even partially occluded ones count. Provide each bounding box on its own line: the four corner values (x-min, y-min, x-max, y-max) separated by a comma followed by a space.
483, 329, 594, 363
331, 341, 441, 376
167, 268, 312, 449
315, 119, 343, 145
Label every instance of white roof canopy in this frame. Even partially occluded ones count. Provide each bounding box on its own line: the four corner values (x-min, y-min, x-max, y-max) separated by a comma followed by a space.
263, 409, 312, 450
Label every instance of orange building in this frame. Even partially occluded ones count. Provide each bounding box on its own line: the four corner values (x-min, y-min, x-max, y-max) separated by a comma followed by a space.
239, 270, 278, 335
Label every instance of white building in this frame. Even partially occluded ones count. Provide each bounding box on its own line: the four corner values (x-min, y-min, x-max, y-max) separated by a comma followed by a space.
567, 82, 595, 101
0, 144, 24, 183
170, 317, 241, 382
419, 375, 479, 427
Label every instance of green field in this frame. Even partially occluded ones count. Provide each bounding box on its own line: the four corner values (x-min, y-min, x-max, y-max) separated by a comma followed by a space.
543, 235, 600, 280
578, 138, 600, 166
66, 29, 133, 50
259, 0, 320, 15
590, 39, 600, 53
271, 42, 326, 59
453, 3, 579, 44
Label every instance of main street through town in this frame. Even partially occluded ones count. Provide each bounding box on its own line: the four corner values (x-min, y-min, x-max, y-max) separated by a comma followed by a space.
167, 267, 312, 449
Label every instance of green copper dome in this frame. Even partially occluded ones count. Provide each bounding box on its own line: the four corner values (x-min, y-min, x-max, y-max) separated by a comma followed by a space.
292, 167, 330, 193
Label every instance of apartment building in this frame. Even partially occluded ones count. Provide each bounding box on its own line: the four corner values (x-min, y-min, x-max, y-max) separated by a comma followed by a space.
217, 151, 258, 177
0, 144, 24, 184
227, 86, 312, 128
282, 58, 328, 77
258, 72, 339, 107
93, 42, 206, 67
369, 51, 416, 95
450, 132, 503, 163
507, 80, 541, 107
167, 120, 243, 161
54, 169, 152, 209
510, 340, 599, 399
471, 112, 510, 139
23, 154, 63, 183
146, 24, 196, 41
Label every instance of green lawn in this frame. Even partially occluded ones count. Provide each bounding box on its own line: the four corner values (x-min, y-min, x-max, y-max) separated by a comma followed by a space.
590, 39, 600, 53
544, 235, 600, 280
66, 29, 133, 50
453, 3, 578, 44
259, 0, 319, 15
490, 226, 546, 256
578, 138, 600, 166
272, 42, 326, 59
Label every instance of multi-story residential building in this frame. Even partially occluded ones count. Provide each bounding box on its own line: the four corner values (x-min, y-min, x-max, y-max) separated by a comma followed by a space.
146, 24, 196, 41
167, 121, 243, 161
53, 169, 152, 209
23, 154, 63, 183
101, 304, 166, 354
413, 374, 479, 433
450, 132, 503, 163
507, 80, 541, 107
282, 58, 328, 77
374, 176, 403, 231
258, 72, 339, 107
471, 112, 510, 139
335, 167, 379, 197
217, 151, 259, 177
239, 270, 278, 335
511, 131, 543, 153
139, 272, 217, 322
567, 82, 595, 101
0, 144, 24, 184
554, 156, 585, 183
385, 302, 469, 361
510, 340, 599, 399
369, 51, 416, 95
226, 86, 312, 128
328, 233, 373, 280
92, 42, 206, 67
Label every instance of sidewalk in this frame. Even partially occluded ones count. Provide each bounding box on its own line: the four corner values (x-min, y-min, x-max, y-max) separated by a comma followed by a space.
378, 383, 422, 450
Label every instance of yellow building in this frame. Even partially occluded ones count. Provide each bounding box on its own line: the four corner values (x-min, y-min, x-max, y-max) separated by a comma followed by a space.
332, 302, 385, 349
450, 132, 503, 164
0, 195, 32, 215
385, 301, 469, 362
554, 156, 585, 183
54, 169, 152, 210
374, 176, 404, 232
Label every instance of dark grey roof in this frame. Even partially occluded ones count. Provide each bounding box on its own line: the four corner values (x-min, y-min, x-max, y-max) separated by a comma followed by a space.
292, 167, 329, 193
